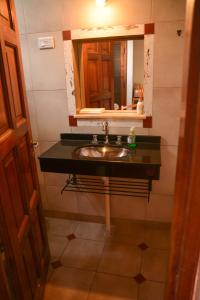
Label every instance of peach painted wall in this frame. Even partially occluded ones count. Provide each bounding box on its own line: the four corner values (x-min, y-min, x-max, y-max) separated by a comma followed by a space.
14, 0, 186, 222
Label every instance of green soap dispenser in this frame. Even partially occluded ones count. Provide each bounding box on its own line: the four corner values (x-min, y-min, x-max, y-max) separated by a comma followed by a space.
127, 127, 137, 149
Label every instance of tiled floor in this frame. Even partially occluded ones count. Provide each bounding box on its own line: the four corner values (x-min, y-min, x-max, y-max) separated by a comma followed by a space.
44, 217, 170, 300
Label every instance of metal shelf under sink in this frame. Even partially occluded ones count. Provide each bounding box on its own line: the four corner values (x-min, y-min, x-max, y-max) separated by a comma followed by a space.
61, 174, 152, 202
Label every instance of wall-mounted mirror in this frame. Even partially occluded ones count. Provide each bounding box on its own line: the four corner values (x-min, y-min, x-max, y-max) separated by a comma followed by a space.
63, 24, 154, 121
78, 37, 144, 110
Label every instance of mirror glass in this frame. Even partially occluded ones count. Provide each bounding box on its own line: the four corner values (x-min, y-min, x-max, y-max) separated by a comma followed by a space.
78, 37, 144, 111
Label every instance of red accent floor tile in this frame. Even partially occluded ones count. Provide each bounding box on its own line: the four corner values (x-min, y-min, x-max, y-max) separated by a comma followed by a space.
138, 242, 149, 251
67, 233, 76, 241
134, 273, 146, 284
51, 260, 62, 269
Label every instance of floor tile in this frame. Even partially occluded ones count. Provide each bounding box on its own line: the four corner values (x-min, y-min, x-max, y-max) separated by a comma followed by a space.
44, 267, 94, 300
141, 249, 169, 282
88, 273, 138, 300
75, 221, 106, 241
134, 273, 146, 284
138, 243, 149, 251
48, 235, 69, 261
108, 220, 145, 246
51, 260, 62, 269
46, 217, 78, 237
98, 242, 141, 277
139, 281, 165, 300
67, 233, 76, 241
61, 239, 104, 271
144, 223, 171, 250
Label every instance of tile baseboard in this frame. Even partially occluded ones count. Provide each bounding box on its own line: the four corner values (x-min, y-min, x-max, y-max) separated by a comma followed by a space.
44, 210, 171, 228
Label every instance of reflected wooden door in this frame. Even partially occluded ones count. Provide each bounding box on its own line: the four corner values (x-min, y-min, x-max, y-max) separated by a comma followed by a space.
83, 41, 114, 109
0, 1, 49, 299
113, 41, 127, 107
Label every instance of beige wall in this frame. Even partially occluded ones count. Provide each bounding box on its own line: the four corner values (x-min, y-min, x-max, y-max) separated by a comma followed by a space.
14, 0, 186, 222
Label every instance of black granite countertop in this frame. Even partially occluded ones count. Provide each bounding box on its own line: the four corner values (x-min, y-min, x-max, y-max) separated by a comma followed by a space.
39, 134, 161, 179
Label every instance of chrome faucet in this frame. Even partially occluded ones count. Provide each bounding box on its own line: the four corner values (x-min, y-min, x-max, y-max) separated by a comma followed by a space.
102, 121, 109, 144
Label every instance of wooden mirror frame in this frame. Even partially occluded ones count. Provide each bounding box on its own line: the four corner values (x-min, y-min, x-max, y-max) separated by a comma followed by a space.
62, 23, 154, 125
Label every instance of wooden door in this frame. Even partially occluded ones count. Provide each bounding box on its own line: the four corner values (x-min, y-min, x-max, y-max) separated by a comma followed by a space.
113, 40, 127, 107
165, 0, 200, 299
0, 1, 49, 299
83, 40, 114, 109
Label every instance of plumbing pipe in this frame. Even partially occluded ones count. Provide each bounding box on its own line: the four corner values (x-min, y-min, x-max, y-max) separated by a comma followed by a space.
102, 177, 111, 232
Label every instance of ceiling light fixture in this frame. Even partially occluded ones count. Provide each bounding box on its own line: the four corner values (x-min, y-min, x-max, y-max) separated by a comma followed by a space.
96, 0, 107, 7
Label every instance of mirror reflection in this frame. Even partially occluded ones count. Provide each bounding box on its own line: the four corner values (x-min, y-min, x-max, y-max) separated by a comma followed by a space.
78, 37, 144, 110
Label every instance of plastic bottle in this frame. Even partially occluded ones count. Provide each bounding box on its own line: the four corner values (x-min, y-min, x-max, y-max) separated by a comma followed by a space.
137, 98, 144, 115
127, 127, 137, 149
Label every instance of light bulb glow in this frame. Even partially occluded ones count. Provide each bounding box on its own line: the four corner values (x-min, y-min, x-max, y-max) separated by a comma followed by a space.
96, 0, 107, 7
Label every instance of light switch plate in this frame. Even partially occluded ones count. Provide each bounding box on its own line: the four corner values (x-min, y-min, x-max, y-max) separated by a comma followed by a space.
38, 36, 55, 50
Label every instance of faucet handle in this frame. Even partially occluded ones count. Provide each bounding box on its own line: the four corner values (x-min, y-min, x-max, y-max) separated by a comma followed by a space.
102, 120, 110, 132
92, 134, 98, 144
116, 135, 122, 145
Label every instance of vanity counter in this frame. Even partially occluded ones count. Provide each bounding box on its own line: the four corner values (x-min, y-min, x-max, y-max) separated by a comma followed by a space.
39, 134, 161, 180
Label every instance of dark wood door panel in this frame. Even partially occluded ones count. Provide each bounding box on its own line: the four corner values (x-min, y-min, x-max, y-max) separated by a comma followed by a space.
83, 40, 114, 108
5, 44, 24, 122
0, 263, 10, 300
0, 158, 45, 300
0, 0, 14, 30
100, 98, 112, 109
0, 0, 12, 26
0, 0, 10, 19
98, 41, 111, 55
22, 233, 39, 299
86, 42, 98, 53
88, 60, 99, 95
89, 100, 100, 107
0, 75, 9, 134
17, 136, 36, 203
3, 150, 26, 230
0, 129, 16, 161
0, 199, 24, 300
101, 60, 111, 91
0, 167, 33, 300
30, 204, 47, 271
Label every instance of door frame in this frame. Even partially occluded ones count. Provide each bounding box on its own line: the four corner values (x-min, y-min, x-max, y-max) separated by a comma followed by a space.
165, 0, 200, 298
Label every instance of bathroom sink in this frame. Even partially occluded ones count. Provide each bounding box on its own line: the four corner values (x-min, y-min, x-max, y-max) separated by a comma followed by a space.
75, 145, 130, 159
39, 134, 161, 179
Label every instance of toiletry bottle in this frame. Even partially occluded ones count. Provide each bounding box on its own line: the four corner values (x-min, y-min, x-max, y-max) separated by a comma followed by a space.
137, 98, 144, 115
127, 127, 137, 149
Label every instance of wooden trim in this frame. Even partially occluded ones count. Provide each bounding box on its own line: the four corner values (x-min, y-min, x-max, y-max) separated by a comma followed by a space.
144, 23, 154, 35
64, 25, 154, 117
74, 112, 146, 120
165, 0, 200, 299
70, 24, 144, 40
62, 30, 71, 40
69, 115, 77, 126
143, 116, 152, 128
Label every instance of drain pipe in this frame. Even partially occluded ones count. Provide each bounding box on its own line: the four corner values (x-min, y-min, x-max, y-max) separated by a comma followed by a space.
102, 177, 111, 232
